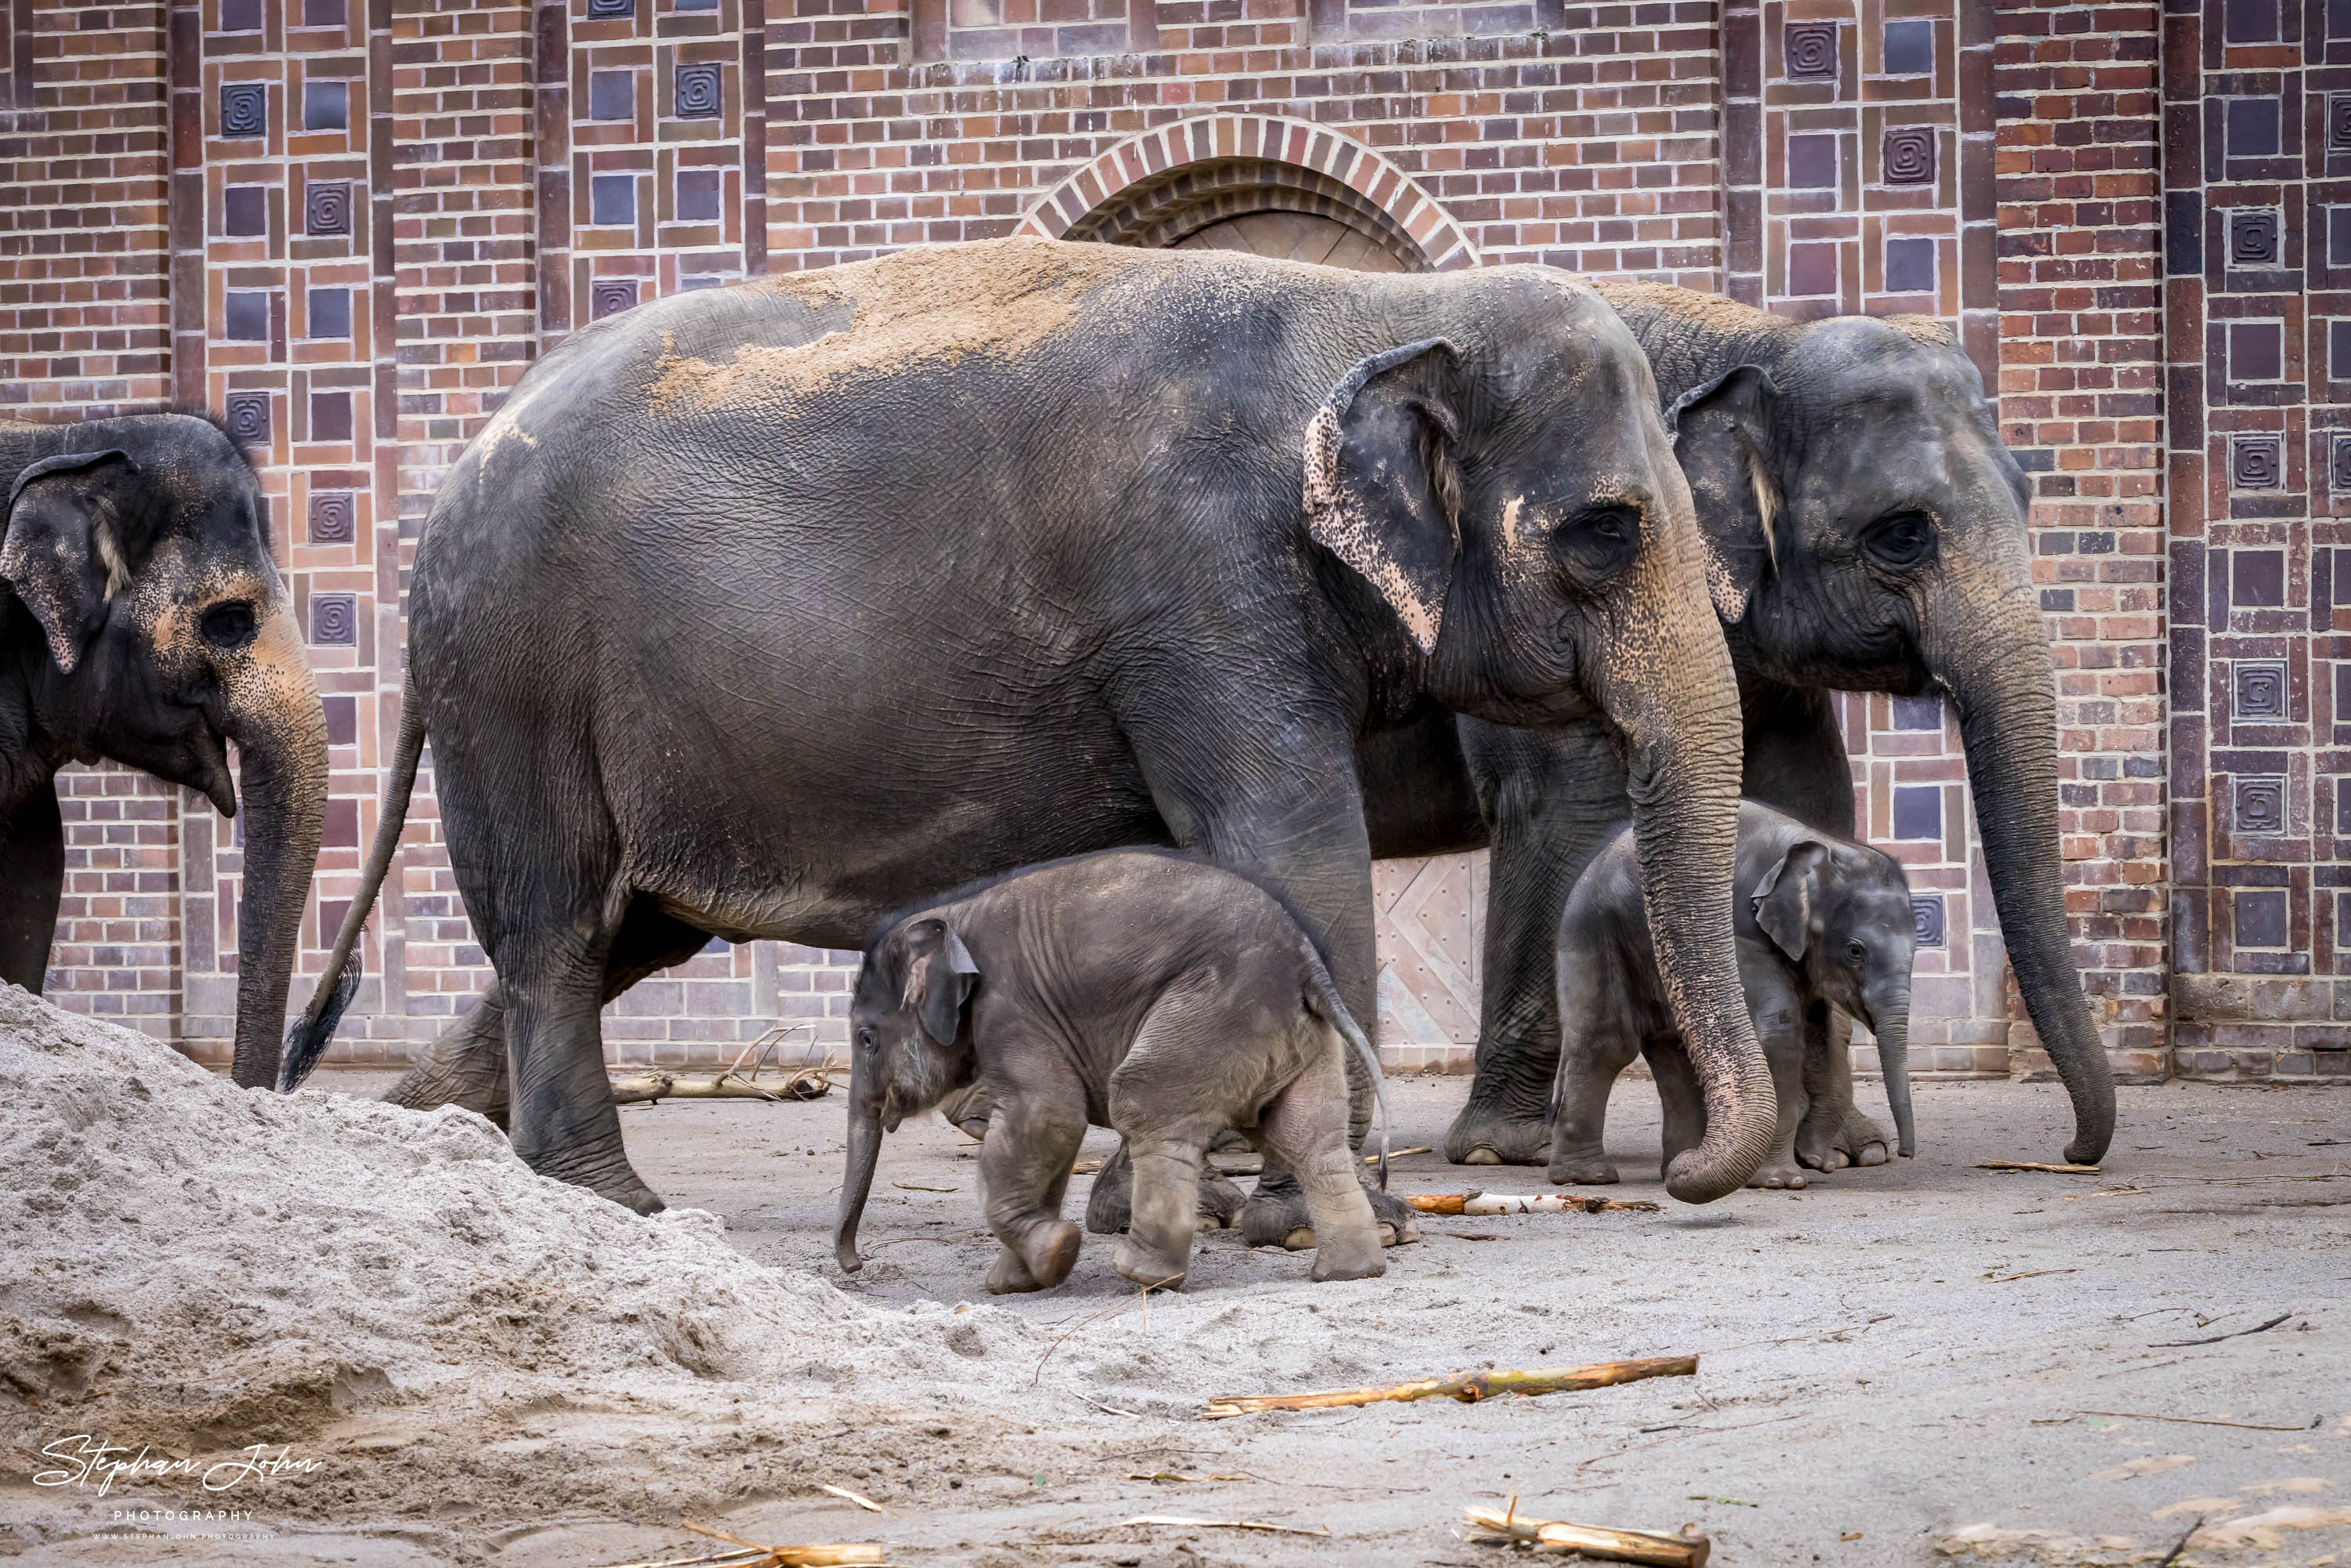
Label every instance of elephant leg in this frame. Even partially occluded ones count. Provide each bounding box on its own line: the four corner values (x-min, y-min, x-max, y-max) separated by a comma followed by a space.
980, 1082, 1085, 1295
383, 987, 512, 1124
1545, 943, 1635, 1186
1739, 683, 1888, 1173
0, 780, 64, 994
1449, 719, 1632, 1166
383, 899, 708, 1131
1108, 696, 1415, 1250
1256, 1045, 1383, 1282
1084, 1125, 1268, 1235
1744, 1003, 1811, 1190
1796, 1008, 1891, 1171
1648, 1041, 1707, 1171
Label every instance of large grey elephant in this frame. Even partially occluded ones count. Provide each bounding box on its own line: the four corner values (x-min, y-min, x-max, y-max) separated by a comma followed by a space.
286, 238, 1779, 1225
0, 415, 330, 1087
1440, 282, 2114, 1171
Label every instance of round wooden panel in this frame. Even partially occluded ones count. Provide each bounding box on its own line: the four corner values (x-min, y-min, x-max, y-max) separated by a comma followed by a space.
1172, 210, 1411, 273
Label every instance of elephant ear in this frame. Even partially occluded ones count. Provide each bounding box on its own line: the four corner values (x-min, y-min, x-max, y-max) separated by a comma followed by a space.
1750, 838, 1829, 961
900, 917, 980, 1047
1302, 339, 1465, 656
1, 449, 138, 675
1663, 366, 1779, 625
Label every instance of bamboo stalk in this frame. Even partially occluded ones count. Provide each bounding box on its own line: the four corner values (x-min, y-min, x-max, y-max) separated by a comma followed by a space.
1975, 1161, 2099, 1174
1404, 1191, 1660, 1215
1201, 1355, 1696, 1419
609, 1067, 833, 1105
1465, 1505, 1709, 1566
1119, 1515, 1329, 1537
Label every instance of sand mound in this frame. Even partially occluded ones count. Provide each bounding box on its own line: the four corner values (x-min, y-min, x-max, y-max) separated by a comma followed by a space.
0, 988, 1063, 1501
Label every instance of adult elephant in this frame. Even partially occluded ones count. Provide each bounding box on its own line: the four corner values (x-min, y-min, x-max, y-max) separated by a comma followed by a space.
288, 237, 1779, 1225
1, 415, 330, 1088
1437, 281, 2115, 1173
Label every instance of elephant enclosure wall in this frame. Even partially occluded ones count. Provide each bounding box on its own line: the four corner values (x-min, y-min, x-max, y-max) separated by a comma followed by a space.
0, 0, 2335, 1085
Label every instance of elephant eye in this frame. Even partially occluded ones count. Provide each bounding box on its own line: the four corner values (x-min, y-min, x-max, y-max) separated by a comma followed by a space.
198, 600, 259, 651
1846, 940, 1867, 961
1552, 506, 1640, 582
856, 1027, 877, 1051
1862, 511, 1935, 569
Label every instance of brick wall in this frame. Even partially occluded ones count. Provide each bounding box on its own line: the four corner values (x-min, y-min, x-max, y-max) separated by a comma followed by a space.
7, 0, 2338, 1086
1992, 0, 2168, 1079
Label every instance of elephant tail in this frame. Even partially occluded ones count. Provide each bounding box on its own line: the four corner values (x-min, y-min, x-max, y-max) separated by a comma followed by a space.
1301, 946, 1390, 1190
277, 688, 426, 1092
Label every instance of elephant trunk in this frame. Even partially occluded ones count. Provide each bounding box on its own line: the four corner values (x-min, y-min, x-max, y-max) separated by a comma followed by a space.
222, 608, 330, 1091
835, 1100, 883, 1273
1929, 572, 2115, 1164
1594, 530, 1777, 1204
1863, 976, 1915, 1158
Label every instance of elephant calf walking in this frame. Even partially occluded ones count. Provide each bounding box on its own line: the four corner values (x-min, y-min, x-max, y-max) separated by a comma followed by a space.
1548, 801, 1918, 1190
835, 850, 1391, 1293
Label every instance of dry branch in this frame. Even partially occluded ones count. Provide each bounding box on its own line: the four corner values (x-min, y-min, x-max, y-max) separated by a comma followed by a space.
1366, 1146, 1433, 1164
1465, 1505, 1710, 1566
1976, 1161, 2100, 1174
1404, 1191, 1661, 1215
1201, 1355, 1696, 1419
1119, 1515, 1329, 1537
817, 1483, 885, 1512
596, 1520, 888, 1567
611, 1027, 837, 1106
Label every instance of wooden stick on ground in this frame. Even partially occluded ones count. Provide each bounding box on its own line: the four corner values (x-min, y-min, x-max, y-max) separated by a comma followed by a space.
1405, 1191, 1661, 1215
1465, 1505, 1710, 1566
1201, 1355, 1696, 1419
1119, 1515, 1330, 1537
1976, 1160, 2100, 1174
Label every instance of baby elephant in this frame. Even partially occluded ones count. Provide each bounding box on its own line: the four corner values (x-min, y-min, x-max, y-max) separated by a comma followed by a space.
834, 849, 1390, 1293
1548, 800, 1918, 1191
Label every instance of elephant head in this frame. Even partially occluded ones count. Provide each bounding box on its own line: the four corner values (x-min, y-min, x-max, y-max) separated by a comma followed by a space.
1621, 286, 2114, 1166
1750, 835, 1918, 1158
836, 913, 980, 1272
0, 415, 329, 1089
1306, 270, 1777, 1203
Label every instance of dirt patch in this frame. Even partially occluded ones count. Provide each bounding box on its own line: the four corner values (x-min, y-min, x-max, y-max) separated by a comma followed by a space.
6, 996, 2347, 1566
646, 238, 1147, 417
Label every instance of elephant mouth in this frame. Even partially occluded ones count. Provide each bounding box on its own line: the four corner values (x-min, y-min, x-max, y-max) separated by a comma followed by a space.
188, 722, 238, 817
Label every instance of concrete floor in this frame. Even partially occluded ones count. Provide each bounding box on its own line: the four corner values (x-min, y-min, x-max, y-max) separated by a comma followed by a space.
9, 1070, 2348, 1566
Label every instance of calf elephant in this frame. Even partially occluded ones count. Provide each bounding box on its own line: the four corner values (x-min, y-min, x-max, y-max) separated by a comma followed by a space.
290, 237, 1777, 1222
0, 415, 329, 1088
1547, 800, 1919, 1191
1442, 283, 2114, 1172
835, 849, 1392, 1292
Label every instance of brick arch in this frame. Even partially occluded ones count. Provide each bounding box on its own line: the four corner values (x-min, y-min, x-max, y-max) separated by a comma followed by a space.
1017, 115, 1480, 273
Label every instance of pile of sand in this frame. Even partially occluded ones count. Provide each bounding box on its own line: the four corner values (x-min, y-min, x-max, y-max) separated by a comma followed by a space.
0, 988, 1067, 1498
0, 985, 1407, 1544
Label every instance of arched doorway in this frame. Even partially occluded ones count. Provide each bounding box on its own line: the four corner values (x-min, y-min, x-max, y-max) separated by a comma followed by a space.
1047, 135, 1483, 1070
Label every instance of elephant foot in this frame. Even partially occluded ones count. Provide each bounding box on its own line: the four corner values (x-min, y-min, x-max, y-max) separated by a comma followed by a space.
592, 1171, 666, 1215
1746, 1160, 1809, 1191
987, 1222, 1081, 1294
985, 1247, 1045, 1295
1309, 1234, 1386, 1283
1196, 1173, 1247, 1233
1443, 1096, 1554, 1167
1241, 1178, 1418, 1251
1113, 1235, 1190, 1291
1545, 1153, 1621, 1186
1796, 1106, 1891, 1173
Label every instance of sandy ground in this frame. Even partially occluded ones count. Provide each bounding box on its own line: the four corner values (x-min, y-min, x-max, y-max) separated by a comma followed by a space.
5, 1070, 2347, 1567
